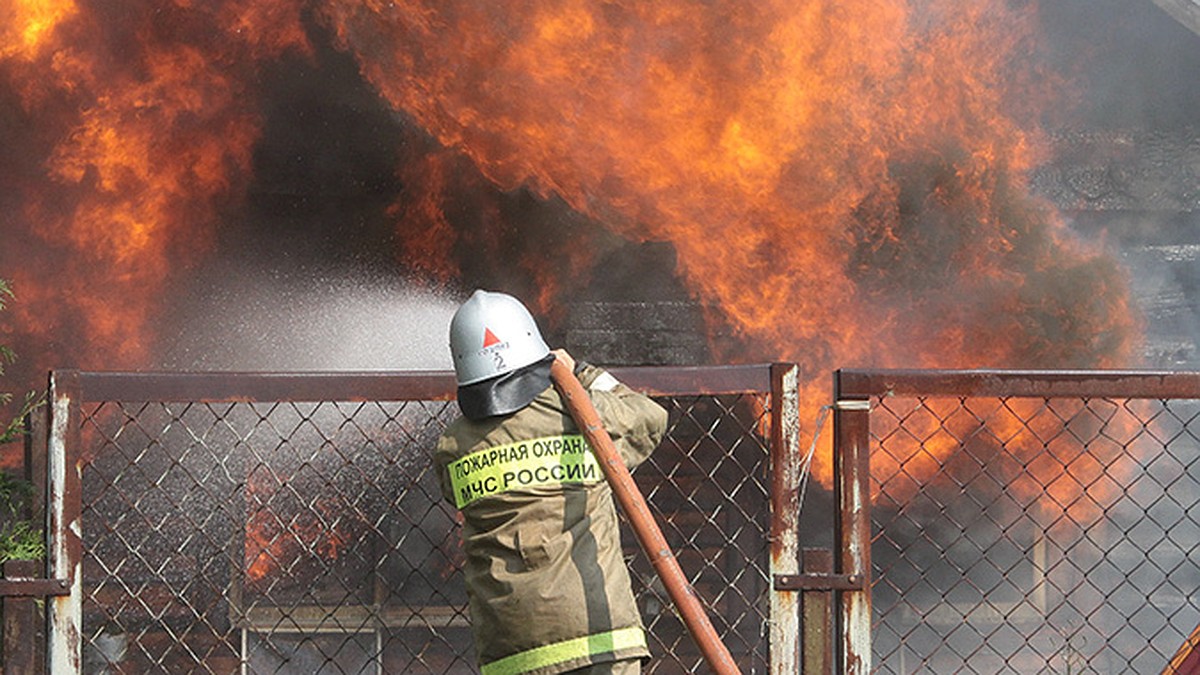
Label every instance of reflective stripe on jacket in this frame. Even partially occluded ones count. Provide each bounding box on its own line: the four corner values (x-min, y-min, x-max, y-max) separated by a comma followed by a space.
435, 364, 669, 674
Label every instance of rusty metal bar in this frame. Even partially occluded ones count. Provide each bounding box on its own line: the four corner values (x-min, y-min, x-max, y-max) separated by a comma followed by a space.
769, 363, 801, 675
550, 360, 743, 675
75, 371, 459, 402
24, 406, 47, 530
836, 368, 1200, 399
775, 573, 866, 591
46, 369, 82, 674
3, 561, 41, 675
833, 375, 872, 675
71, 365, 770, 402
801, 549, 835, 675
0, 577, 70, 596
613, 365, 772, 396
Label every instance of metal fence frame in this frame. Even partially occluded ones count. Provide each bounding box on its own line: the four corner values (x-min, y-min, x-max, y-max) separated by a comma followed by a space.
21, 366, 1198, 672
836, 369, 1200, 674
17, 363, 879, 674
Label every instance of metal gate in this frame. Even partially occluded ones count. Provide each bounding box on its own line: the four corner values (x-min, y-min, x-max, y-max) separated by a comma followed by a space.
837, 370, 1200, 674
15, 364, 874, 674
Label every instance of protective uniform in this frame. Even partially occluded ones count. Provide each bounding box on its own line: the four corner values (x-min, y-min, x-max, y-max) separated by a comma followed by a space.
436, 290, 668, 675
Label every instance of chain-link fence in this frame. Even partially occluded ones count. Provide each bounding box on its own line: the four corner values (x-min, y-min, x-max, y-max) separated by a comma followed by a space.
44, 366, 1198, 673
41, 367, 793, 674
836, 370, 1200, 674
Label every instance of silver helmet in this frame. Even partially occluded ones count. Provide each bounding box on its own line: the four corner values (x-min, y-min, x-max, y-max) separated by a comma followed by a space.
449, 290, 551, 386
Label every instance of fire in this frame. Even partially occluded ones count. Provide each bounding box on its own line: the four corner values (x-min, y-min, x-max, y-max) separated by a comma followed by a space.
391, 151, 464, 285
320, 0, 1140, 494
873, 395, 1145, 523
2, 2, 1144, 514
0, 0, 76, 62
244, 471, 352, 584
1, 1, 309, 373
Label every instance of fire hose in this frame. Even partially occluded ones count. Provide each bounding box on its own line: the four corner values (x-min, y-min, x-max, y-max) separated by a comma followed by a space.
550, 358, 743, 675
1164, 618, 1200, 675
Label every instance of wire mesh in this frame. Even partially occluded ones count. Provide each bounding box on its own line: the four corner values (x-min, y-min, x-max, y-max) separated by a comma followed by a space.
869, 393, 1200, 674
73, 386, 773, 674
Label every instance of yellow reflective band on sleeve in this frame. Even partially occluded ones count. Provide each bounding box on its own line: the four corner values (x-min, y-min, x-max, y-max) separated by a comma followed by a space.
447, 434, 601, 509
480, 627, 647, 675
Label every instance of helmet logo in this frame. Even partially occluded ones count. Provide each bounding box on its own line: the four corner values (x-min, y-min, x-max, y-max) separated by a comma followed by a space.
482, 328, 501, 348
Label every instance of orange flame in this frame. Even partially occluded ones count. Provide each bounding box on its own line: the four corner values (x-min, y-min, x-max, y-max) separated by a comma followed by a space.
2, 1, 310, 371
0, 0, 78, 63
244, 471, 352, 584
872, 396, 1146, 523
2, 1, 1145, 515
321, 0, 1140, 495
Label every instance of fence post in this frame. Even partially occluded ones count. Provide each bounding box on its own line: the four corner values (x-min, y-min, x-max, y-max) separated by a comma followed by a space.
770, 364, 801, 674
833, 372, 872, 674
46, 370, 82, 674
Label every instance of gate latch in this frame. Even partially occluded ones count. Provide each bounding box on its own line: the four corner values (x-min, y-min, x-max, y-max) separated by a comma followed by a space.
774, 573, 866, 591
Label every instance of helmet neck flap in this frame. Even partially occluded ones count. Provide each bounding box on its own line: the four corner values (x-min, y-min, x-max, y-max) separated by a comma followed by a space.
456, 352, 554, 420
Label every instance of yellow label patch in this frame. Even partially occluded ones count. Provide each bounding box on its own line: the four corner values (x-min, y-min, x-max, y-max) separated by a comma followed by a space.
448, 434, 601, 509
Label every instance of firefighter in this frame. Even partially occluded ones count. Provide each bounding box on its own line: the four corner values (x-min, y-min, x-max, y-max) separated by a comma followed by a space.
435, 289, 668, 675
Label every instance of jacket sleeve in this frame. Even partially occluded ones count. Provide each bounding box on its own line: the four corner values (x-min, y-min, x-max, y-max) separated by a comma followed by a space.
576, 363, 669, 470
